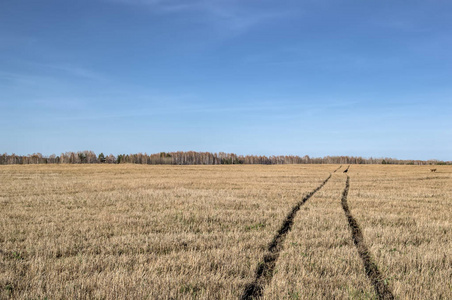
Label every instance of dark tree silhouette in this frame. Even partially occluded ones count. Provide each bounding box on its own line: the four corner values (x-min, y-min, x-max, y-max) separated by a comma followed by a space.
0, 152, 449, 166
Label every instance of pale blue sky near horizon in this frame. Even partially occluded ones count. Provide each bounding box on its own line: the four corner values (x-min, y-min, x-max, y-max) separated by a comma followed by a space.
1, 0, 451, 160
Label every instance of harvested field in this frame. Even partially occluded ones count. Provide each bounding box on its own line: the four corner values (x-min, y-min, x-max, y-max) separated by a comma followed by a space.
1, 164, 451, 299
347, 165, 452, 299
242, 173, 332, 299
340, 175, 393, 299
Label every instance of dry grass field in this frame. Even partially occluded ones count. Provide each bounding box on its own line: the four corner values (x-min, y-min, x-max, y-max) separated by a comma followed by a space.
0, 164, 451, 299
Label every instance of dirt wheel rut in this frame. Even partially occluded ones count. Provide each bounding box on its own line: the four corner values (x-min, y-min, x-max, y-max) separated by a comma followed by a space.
341, 175, 394, 300
343, 164, 350, 173
241, 173, 332, 300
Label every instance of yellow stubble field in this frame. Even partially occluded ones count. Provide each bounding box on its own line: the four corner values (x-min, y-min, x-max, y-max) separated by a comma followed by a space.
0, 164, 451, 299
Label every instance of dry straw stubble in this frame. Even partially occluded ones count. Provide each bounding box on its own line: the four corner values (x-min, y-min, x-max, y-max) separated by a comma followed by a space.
1, 164, 329, 299
1, 164, 451, 299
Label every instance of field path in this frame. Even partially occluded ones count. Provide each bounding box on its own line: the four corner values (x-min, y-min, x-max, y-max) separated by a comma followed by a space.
341, 175, 394, 300
241, 173, 332, 300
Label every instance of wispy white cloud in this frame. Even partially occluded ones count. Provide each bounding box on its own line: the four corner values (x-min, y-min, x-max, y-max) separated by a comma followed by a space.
201, 2, 286, 27
109, 0, 196, 12
44, 96, 360, 123
0, 71, 41, 86
0, 60, 106, 86
103, 0, 292, 36
20, 61, 106, 81
43, 63, 106, 81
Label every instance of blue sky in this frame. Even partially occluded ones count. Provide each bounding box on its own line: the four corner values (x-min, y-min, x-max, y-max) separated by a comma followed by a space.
1, 0, 451, 160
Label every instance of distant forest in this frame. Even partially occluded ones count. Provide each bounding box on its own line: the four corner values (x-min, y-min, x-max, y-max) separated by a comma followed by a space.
0, 151, 449, 165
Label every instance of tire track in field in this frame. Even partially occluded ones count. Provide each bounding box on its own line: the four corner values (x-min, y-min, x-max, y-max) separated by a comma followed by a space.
343, 164, 350, 173
241, 173, 332, 300
341, 175, 394, 300
334, 165, 342, 173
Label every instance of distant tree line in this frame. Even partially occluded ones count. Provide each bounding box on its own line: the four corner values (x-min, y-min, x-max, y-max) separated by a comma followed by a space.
0, 151, 449, 165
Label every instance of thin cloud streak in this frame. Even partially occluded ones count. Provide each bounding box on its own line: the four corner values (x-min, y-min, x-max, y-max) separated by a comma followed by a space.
17, 60, 107, 82
40, 99, 359, 122
41, 63, 106, 82
103, 0, 292, 35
